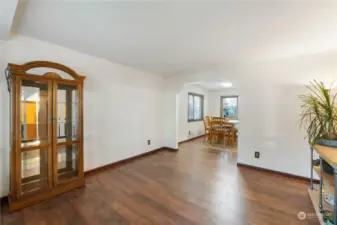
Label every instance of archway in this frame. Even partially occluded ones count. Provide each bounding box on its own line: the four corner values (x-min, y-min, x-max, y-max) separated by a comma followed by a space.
163, 71, 241, 159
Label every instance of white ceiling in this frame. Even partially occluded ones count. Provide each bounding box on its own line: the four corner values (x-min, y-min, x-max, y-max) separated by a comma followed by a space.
189, 81, 228, 91
0, 0, 18, 40
11, 1, 337, 76
188, 80, 233, 91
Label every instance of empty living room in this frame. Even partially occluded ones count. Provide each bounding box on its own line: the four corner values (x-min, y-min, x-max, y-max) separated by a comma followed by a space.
2, 0, 337, 225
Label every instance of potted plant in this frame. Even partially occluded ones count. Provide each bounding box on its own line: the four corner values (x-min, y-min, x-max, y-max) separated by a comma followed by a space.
327, 219, 334, 225
323, 211, 334, 225
299, 80, 337, 148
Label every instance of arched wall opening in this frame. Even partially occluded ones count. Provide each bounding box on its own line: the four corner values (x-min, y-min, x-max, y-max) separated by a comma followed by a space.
163, 70, 241, 154
164, 53, 337, 178
176, 80, 239, 156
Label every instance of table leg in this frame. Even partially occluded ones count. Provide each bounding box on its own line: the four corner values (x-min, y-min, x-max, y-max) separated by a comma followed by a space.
319, 157, 323, 213
231, 125, 235, 146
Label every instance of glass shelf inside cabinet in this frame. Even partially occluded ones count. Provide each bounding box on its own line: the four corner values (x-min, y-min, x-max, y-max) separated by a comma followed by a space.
57, 144, 79, 182
21, 149, 49, 194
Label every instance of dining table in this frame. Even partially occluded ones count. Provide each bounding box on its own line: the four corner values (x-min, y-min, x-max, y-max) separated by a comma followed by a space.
228, 120, 239, 128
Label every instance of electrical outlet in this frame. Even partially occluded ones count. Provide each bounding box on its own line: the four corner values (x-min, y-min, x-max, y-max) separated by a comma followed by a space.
254, 151, 260, 159
188, 130, 191, 135
148, 140, 151, 145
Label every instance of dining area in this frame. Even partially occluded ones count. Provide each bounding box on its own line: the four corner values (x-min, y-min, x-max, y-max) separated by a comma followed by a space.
203, 116, 238, 147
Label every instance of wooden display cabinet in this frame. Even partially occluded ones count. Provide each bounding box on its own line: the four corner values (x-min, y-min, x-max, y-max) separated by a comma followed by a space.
7, 61, 86, 211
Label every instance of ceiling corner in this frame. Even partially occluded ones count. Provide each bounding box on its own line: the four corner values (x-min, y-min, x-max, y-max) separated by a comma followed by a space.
0, 0, 19, 40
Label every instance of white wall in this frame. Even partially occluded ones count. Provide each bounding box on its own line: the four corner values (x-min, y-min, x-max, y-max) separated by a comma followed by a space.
163, 91, 179, 149
0, 35, 164, 197
234, 59, 333, 179
236, 77, 309, 176
208, 89, 238, 117
0, 39, 10, 199
178, 84, 208, 142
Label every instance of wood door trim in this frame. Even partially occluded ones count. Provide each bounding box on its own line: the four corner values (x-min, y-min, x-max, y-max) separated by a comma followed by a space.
21, 144, 50, 152
8, 177, 85, 211
56, 140, 80, 146
18, 80, 53, 192
53, 81, 81, 186
15, 74, 56, 83
52, 81, 58, 187
8, 61, 86, 82
10, 75, 17, 197
10, 74, 83, 86
57, 173, 79, 185
21, 174, 44, 184
78, 83, 84, 177
53, 79, 81, 86
21, 139, 40, 143
15, 77, 22, 197
47, 80, 53, 188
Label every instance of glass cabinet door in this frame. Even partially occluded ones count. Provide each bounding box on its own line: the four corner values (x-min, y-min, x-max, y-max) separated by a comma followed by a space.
53, 82, 81, 184
19, 79, 53, 195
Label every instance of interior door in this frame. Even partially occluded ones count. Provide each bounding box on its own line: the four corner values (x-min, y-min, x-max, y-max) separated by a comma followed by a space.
18, 78, 53, 196
53, 81, 82, 184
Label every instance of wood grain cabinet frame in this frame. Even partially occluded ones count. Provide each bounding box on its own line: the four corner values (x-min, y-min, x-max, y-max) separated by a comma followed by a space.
7, 61, 86, 211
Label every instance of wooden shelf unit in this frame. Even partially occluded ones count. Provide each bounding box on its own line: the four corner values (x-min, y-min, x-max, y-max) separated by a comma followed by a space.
315, 145, 337, 169
310, 145, 337, 225
313, 165, 335, 197
308, 186, 332, 225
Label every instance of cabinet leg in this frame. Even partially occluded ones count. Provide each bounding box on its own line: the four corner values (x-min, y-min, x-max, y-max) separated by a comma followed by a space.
319, 157, 323, 213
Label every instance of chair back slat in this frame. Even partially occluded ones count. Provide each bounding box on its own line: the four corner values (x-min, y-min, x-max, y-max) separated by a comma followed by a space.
203, 116, 210, 129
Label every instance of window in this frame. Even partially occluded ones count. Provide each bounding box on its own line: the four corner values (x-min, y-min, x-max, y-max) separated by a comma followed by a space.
188, 92, 204, 122
221, 96, 238, 119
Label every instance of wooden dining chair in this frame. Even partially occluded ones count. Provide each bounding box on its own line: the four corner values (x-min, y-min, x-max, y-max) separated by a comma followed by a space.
203, 116, 211, 142
210, 119, 224, 144
222, 122, 235, 146
210, 119, 235, 146
211, 117, 222, 123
